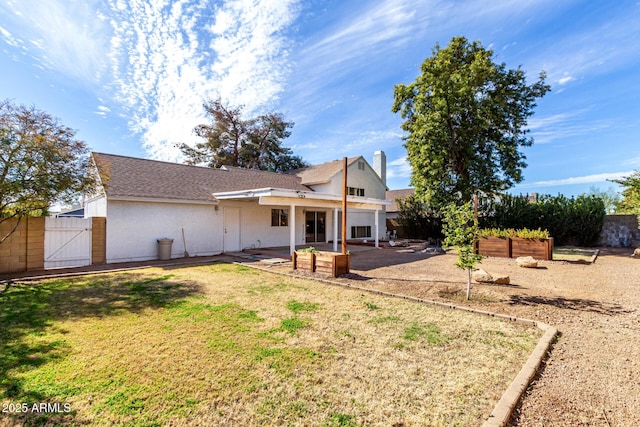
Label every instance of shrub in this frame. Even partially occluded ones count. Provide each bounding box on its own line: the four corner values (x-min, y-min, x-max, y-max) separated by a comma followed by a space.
396, 194, 443, 240
479, 228, 549, 239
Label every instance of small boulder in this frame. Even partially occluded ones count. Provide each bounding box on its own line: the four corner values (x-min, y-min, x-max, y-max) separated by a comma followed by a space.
492, 274, 511, 285
472, 269, 510, 285
516, 256, 538, 268
472, 269, 494, 283
633, 248, 640, 258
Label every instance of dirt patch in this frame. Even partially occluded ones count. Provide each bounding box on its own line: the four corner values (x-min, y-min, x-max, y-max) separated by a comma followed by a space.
317, 247, 640, 427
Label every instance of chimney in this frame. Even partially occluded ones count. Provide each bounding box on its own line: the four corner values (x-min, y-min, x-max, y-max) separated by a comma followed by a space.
373, 150, 386, 187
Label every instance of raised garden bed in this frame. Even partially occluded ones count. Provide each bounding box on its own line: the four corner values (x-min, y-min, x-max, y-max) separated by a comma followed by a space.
315, 252, 350, 276
292, 251, 315, 272
477, 237, 512, 258
511, 237, 554, 260
475, 229, 554, 260
292, 250, 350, 277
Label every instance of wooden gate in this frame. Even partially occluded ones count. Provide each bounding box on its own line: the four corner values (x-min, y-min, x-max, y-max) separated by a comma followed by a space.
44, 217, 93, 269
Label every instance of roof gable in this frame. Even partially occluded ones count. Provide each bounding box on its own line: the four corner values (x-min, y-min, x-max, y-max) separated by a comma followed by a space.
289, 156, 363, 185
386, 188, 415, 213
91, 153, 310, 203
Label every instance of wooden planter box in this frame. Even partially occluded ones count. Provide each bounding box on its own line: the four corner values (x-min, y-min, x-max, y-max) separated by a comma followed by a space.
476, 237, 511, 258
511, 237, 554, 260
292, 251, 350, 277
292, 251, 316, 272
475, 237, 554, 260
315, 252, 350, 277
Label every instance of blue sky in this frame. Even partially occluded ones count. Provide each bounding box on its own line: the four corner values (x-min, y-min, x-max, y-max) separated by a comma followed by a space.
1, 0, 639, 197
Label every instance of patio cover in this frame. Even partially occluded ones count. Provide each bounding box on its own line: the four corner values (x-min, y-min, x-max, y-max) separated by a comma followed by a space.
213, 188, 391, 254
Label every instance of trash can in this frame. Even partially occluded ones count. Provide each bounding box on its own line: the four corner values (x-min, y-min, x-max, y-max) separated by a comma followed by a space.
157, 238, 173, 260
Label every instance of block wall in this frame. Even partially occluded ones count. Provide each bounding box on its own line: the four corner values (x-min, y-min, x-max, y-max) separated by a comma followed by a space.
0, 217, 45, 274
598, 214, 640, 247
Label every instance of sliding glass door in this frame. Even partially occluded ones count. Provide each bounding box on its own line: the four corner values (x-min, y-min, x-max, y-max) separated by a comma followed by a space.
305, 211, 326, 243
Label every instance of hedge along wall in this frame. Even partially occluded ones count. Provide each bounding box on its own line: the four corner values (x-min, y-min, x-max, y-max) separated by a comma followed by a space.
479, 194, 606, 246
0, 217, 106, 275
598, 214, 640, 247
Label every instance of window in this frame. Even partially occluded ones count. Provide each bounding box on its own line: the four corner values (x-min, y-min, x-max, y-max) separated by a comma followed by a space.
357, 161, 365, 170
347, 187, 365, 197
271, 209, 288, 226
351, 226, 371, 238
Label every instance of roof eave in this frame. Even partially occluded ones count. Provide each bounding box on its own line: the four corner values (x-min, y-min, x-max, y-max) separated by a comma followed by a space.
106, 195, 220, 205
214, 187, 391, 209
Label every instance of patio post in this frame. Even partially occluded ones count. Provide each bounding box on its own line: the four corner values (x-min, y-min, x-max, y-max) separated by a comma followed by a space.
342, 157, 347, 255
333, 207, 339, 252
375, 208, 379, 248
290, 203, 296, 255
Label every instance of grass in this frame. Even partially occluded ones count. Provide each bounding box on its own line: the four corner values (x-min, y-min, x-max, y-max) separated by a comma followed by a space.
553, 247, 597, 262
0, 262, 542, 426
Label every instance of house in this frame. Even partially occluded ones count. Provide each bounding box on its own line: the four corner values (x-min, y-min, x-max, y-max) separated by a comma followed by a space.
85, 151, 389, 263
385, 188, 415, 238
55, 206, 85, 218
385, 189, 415, 220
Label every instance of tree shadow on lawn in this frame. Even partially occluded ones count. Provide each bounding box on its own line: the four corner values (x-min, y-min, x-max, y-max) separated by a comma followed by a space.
507, 294, 633, 316
0, 271, 201, 425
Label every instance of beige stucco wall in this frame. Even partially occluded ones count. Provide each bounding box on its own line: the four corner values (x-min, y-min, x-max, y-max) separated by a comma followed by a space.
96, 199, 300, 262
102, 200, 221, 263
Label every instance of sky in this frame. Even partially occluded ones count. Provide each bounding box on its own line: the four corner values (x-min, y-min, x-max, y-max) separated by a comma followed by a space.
1, 0, 639, 197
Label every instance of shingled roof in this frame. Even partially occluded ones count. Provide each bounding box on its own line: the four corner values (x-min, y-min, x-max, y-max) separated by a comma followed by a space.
92, 153, 311, 203
386, 188, 415, 213
288, 156, 361, 185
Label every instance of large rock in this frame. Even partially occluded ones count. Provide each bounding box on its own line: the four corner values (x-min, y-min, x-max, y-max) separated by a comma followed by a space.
516, 256, 538, 268
472, 269, 510, 285
492, 274, 511, 285
472, 269, 494, 283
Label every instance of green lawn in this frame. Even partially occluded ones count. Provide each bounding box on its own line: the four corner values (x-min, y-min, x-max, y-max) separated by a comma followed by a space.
1, 262, 541, 426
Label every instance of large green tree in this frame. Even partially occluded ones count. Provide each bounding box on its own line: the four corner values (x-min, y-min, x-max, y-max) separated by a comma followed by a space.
0, 100, 98, 244
392, 36, 550, 207
611, 171, 640, 214
179, 98, 308, 172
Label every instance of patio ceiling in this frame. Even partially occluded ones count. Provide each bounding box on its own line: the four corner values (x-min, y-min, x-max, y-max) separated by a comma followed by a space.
213, 188, 391, 211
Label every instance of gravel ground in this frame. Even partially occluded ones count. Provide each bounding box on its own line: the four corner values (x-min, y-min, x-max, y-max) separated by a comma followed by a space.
304, 246, 640, 427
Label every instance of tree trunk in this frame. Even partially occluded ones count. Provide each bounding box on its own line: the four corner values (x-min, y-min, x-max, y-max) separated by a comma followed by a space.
466, 269, 471, 300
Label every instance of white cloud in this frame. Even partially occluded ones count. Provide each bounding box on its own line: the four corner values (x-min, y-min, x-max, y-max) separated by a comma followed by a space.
0, 1, 110, 83
557, 74, 574, 85
387, 156, 412, 179
521, 171, 635, 188
95, 105, 111, 117
297, 0, 430, 85
0, 25, 19, 47
527, 110, 612, 144
624, 156, 640, 167
0, 0, 299, 162
106, 0, 300, 160
530, 7, 640, 86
